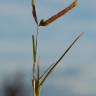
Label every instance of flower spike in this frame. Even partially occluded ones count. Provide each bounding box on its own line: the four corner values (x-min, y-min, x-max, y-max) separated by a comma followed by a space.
39, 0, 78, 26
32, 0, 38, 25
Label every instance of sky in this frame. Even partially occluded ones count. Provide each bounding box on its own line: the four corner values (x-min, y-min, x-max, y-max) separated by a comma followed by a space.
0, 0, 96, 96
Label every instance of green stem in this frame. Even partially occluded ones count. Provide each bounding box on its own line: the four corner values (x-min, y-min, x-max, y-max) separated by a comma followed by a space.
32, 80, 40, 96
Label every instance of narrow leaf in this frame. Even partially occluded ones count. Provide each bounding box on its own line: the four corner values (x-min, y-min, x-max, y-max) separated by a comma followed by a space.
37, 57, 40, 80
35, 27, 39, 56
40, 32, 84, 86
32, 0, 38, 24
39, 63, 55, 80
39, 0, 78, 26
32, 35, 36, 79
32, 35, 36, 63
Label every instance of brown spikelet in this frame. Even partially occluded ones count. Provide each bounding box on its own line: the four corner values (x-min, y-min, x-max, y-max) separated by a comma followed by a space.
39, 0, 78, 26
32, 0, 38, 24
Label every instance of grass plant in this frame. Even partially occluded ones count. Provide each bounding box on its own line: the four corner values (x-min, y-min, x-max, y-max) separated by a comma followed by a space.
31, 0, 83, 96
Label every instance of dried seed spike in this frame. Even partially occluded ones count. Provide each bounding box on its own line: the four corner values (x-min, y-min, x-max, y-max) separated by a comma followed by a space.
39, 0, 78, 26
32, 0, 38, 25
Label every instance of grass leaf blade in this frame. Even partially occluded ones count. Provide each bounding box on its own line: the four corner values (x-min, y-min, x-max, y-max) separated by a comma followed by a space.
32, 35, 36, 63
39, 63, 55, 80
40, 32, 84, 86
37, 57, 40, 80
32, 35, 36, 79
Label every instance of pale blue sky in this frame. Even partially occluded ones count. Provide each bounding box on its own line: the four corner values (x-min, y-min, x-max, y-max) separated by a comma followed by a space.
0, 0, 96, 96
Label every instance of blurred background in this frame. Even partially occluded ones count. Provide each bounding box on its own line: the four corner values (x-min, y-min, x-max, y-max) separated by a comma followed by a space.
0, 0, 96, 96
